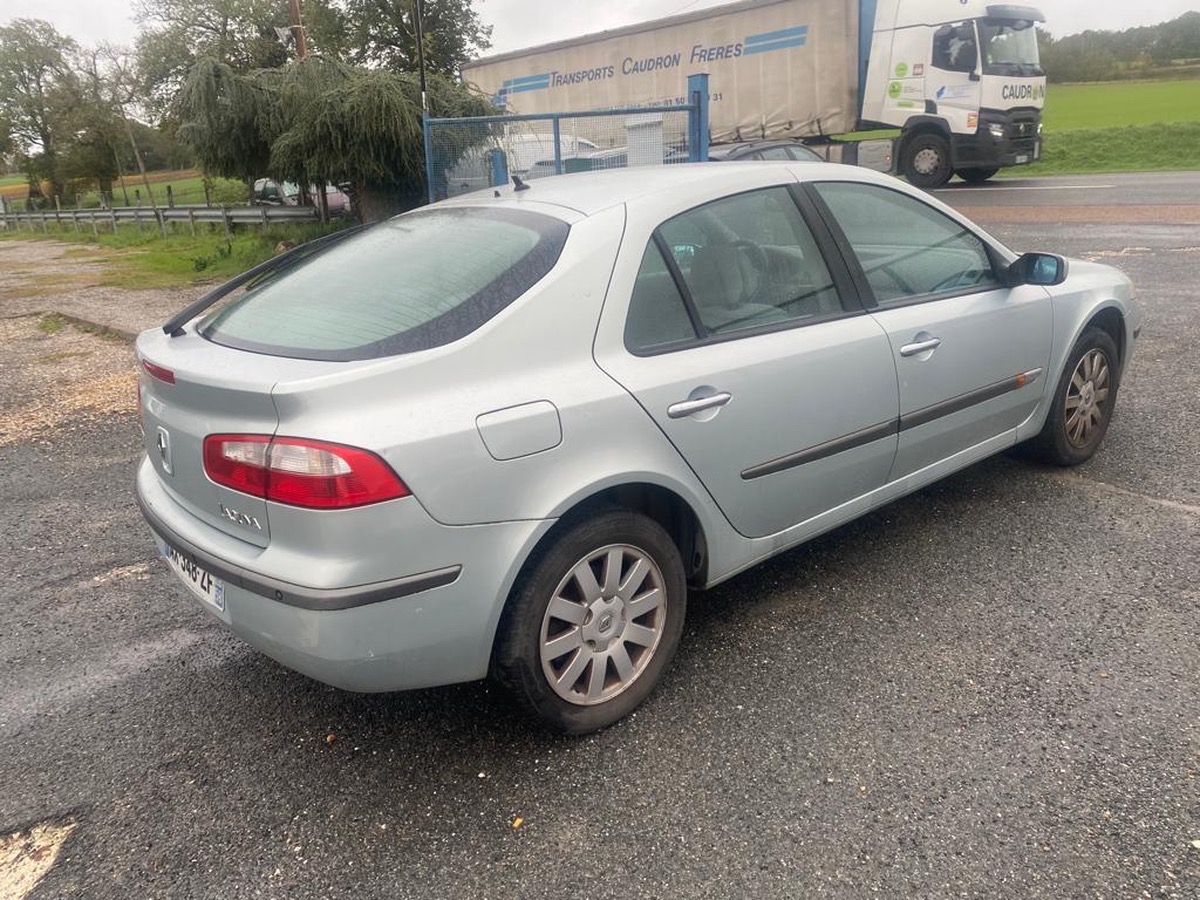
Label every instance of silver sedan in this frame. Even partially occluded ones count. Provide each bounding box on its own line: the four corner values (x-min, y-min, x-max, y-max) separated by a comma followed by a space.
136, 163, 1139, 733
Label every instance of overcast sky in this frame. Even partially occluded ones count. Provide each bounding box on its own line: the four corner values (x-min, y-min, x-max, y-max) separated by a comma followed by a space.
2, 0, 1196, 54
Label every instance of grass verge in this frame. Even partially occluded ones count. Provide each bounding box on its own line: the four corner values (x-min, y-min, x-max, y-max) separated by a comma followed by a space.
1011, 122, 1200, 176
0, 221, 348, 289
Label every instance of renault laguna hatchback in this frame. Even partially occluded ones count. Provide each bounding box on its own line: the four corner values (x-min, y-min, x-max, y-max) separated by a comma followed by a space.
136, 163, 1139, 733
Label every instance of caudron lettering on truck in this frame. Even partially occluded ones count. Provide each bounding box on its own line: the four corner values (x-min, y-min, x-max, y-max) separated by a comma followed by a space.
623, 53, 682, 74
1001, 83, 1046, 101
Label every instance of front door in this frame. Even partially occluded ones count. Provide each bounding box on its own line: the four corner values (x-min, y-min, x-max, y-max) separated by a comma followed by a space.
808, 180, 1052, 480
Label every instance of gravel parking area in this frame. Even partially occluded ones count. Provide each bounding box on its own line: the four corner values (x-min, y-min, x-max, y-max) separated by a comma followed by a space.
0, 196, 1197, 899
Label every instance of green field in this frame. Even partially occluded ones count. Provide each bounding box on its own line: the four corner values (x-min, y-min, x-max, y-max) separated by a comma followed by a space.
1043, 79, 1200, 130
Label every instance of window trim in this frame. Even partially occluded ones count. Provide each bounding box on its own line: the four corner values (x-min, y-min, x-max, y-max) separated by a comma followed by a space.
801, 181, 1008, 311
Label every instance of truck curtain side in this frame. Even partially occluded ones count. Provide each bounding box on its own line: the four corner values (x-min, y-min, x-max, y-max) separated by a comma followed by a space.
461, 0, 1046, 187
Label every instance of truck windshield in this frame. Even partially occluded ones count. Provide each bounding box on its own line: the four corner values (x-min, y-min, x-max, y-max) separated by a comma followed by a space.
980, 19, 1043, 77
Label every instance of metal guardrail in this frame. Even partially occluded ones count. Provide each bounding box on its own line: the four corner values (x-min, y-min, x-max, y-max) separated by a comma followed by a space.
0, 203, 320, 236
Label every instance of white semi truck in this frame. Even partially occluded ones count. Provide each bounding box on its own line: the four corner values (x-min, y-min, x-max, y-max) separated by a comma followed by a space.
461, 0, 1047, 187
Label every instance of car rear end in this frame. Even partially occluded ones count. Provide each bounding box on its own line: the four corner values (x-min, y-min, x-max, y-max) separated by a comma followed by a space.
136, 204, 583, 692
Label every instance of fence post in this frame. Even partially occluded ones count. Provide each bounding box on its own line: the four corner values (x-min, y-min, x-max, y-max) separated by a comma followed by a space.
54, 196, 62, 230
222, 207, 232, 242
188, 208, 196, 238
687, 73, 710, 163
166, 185, 174, 208
72, 211, 80, 233
552, 116, 563, 175
91, 212, 98, 237
110, 206, 118, 234
260, 206, 268, 229
41, 210, 48, 233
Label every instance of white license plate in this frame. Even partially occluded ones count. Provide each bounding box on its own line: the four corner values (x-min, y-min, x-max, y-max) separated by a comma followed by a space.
1015, 153, 1030, 164
161, 540, 225, 612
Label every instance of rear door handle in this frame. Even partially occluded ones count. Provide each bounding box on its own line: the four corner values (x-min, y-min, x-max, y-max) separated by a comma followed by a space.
900, 337, 942, 357
668, 392, 732, 419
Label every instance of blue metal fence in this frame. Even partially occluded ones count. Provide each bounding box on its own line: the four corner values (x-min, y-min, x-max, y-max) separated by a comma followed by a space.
424, 73, 710, 204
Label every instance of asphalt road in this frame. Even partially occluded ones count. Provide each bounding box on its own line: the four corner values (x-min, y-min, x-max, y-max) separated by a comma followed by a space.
1, 175, 1197, 899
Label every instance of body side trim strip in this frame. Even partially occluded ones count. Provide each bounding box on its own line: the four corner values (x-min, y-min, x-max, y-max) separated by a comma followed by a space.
740, 368, 1042, 481
741, 419, 898, 480
900, 368, 1042, 432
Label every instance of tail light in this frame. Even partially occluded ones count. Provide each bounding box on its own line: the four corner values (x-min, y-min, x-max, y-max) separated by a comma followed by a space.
203, 435, 410, 509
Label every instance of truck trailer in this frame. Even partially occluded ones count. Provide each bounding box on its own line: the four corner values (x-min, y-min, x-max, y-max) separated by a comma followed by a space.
460, 0, 1046, 187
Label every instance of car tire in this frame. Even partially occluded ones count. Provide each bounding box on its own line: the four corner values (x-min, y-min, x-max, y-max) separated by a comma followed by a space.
902, 133, 953, 189
955, 167, 999, 184
1029, 326, 1120, 466
493, 508, 687, 734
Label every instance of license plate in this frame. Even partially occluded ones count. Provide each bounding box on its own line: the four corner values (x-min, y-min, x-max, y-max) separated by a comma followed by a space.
161, 540, 225, 612
1015, 153, 1030, 164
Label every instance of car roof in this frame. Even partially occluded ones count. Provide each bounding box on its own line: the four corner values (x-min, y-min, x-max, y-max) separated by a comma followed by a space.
438, 161, 874, 218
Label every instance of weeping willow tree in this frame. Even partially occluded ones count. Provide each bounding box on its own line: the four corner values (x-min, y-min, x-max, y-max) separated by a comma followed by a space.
175, 56, 494, 220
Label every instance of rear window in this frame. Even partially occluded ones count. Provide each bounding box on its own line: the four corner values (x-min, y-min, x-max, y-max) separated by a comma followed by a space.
199, 207, 569, 360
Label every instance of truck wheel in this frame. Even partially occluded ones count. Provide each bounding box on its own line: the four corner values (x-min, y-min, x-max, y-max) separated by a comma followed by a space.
955, 167, 999, 184
902, 134, 953, 189
493, 509, 687, 734
1028, 327, 1120, 466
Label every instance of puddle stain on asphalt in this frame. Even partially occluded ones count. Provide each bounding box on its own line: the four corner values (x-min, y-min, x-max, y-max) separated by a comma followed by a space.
0, 821, 77, 900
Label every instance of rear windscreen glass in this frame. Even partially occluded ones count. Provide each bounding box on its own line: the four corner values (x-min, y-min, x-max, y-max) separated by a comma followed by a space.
198, 207, 569, 360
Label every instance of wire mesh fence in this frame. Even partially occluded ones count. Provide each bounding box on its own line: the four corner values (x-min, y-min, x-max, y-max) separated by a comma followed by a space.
425, 75, 709, 202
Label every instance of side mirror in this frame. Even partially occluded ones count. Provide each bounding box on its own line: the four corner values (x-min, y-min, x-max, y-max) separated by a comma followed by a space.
1009, 252, 1067, 287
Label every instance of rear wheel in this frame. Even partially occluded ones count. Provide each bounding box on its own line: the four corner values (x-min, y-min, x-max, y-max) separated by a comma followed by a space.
955, 167, 999, 184
902, 133, 953, 189
493, 509, 687, 734
1029, 327, 1120, 465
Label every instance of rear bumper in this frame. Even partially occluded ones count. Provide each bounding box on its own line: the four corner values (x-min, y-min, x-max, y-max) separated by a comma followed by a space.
136, 457, 551, 692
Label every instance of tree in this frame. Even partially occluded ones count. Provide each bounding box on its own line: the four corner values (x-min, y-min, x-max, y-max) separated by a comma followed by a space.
175, 55, 494, 220
0, 19, 79, 202
134, 0, 292, 115
308, 0, 492, 75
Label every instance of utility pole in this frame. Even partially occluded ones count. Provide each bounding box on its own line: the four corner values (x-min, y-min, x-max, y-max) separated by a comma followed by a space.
415, 0, 428, 114
288, 0, 308, 58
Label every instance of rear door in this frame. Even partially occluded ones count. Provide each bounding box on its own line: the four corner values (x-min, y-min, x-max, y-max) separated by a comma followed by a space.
595, 184, 899, 539
807, 180, 1052, 479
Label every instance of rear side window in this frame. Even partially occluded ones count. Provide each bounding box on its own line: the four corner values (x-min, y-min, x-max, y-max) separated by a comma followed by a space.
200, 207, 568, 360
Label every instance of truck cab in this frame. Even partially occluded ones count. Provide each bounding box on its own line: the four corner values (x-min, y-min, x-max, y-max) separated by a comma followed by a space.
861, 0, 1046, 187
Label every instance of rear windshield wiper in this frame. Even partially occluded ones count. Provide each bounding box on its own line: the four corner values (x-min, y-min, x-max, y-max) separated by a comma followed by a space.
161, 223, 374, 337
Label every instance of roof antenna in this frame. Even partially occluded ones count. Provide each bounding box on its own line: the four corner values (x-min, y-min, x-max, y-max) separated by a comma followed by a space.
512, 175, 530, 192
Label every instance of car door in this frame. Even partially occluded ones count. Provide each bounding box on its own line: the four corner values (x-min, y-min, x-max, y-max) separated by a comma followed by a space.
595, 185, 899, 539
808, 180, 1052, 480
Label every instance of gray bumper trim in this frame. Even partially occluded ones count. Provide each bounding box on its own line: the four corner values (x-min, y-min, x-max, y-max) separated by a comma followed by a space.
136, 489, 462, 611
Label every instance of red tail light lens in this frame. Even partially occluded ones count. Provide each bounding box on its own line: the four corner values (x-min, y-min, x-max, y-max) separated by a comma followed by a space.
141, 359, 176, 384
203, 435, 410, 509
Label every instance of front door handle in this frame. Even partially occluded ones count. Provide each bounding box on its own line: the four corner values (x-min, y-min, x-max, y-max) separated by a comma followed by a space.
667, 391, 732, 419
900, 336, 942, 357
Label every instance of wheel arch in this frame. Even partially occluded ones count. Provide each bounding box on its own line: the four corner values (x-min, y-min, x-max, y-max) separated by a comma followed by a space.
1084, 305, 1126, 372
487, 480, 709, 671
897, 118, 952, 156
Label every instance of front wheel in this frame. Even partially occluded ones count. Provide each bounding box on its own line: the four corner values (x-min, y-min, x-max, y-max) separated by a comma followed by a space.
955, 167, 999, 184
1029, 327, 1120, 465
493, 509, 687, 734
902, 133, 953, 189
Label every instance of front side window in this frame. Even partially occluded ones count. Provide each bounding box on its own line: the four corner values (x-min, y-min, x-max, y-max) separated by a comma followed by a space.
932, 21, 978, 73
200, 207, 568, 360
812, 182, 1001, 305
654, 187, 842, 336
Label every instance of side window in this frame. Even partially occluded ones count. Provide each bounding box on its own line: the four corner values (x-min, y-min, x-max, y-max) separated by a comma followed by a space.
624, 242, 698, 353
656, 187, 843, 335
757, 146, 792, 160
812, 181, 1001, 305
932, 22, 978, 73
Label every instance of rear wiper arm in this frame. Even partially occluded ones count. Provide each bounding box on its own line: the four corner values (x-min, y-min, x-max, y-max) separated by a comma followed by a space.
161, 223, 374, 337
